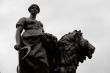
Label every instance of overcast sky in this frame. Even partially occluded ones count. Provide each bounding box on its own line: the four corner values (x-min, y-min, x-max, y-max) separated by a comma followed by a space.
0, 0, 110, 73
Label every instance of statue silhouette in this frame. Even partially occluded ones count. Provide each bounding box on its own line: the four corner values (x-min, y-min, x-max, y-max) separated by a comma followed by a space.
15, 4, 49, 73
58, 30, 95, 73
14, 4, 95, 73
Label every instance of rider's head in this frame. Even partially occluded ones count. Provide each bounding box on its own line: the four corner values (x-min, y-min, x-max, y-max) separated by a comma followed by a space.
28, 4, 40, 14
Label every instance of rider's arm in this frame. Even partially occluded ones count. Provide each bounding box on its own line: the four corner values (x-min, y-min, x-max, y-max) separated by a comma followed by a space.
15, 17, 26, 50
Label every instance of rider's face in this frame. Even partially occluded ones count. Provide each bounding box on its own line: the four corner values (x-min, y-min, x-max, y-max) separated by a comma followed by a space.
30, 6, 38, 15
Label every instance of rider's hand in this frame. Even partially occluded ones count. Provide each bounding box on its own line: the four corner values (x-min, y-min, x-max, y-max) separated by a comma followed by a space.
14, 43, 21, 51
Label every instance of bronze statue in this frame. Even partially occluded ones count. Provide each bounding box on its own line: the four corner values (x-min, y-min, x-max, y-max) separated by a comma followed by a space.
15, 4, 49, 73
14, 4, 95, 73
58, 30, 95, 73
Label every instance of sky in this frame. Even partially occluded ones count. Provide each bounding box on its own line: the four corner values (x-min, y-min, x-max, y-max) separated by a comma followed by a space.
0, 0, 110, 73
